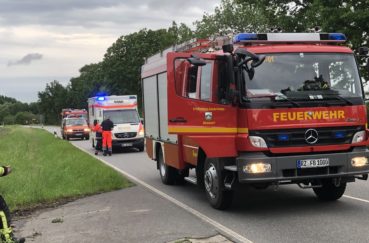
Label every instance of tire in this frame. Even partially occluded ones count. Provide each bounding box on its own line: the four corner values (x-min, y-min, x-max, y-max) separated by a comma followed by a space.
157, 147, 177, 185
85, 136, 90, 140
66, 136, 70, 141
313, 179, 347, 201
204, 158, 233, 210
137, 146, 144, 152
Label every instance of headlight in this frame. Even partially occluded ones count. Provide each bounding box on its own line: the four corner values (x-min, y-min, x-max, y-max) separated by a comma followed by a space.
84, 128, 91, 132
351, 157, 368, 167
249, 136, 267, 148
138, 130, 144, 136
243, 162, 272, 173
352, 131, 366, 144
67, 129, 73, 133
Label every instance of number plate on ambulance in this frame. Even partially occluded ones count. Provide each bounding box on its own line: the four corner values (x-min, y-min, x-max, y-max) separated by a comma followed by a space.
121, 143, 133, 147
297, 158, 329, 169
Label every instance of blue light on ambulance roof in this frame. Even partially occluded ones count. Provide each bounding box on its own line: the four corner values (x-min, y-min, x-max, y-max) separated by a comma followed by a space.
234, 33, 258, 43
328, 33, 346, 41
97, 96, 105, 101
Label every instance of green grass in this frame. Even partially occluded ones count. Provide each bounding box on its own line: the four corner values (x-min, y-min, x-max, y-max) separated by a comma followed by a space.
0, 126, 132, 211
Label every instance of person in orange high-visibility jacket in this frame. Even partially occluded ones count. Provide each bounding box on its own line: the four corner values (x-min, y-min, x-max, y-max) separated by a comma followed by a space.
92, 119, 103, 155
101, 117, 114, 156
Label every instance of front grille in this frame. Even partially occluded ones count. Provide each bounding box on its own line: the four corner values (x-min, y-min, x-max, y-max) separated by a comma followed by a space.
115, 132, 137, 138
250, 126, 363, 148
282, 166, 340, 177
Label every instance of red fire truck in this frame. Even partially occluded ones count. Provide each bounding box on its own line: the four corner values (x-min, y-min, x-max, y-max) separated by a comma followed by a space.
141, 33, 369, 209
61, 108, 88, 120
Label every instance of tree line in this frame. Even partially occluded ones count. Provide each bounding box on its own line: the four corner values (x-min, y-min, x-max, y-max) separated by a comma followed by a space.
2, 0, 369, 124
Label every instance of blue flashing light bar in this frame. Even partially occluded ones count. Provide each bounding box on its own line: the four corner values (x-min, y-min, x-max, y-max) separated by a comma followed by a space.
233, 32, 346, 44
97, 96, 105, 101
233, 33, 258, 43
328, 33, 346, 41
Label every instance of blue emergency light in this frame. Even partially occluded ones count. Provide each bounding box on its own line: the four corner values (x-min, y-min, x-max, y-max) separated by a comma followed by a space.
97, 96, 105, 101
233, 32, 347, 43
278, 134, 290, 142
334, 131, 346, 139
327, 33, 346, 41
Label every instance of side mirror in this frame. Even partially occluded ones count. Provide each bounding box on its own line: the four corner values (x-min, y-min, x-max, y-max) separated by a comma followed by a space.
187, 55, 206, 66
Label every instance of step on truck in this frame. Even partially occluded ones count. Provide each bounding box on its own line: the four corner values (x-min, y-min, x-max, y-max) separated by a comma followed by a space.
87, 95, 145, 151
141, 32, 369, 209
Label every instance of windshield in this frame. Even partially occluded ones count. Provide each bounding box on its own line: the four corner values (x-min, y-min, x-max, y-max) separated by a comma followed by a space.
244, 53, 363, 100
65, 118, 87, 126
103, 110, 139, 124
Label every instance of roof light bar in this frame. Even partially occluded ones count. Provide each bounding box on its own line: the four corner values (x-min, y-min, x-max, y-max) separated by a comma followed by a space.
97, 97, 105, 101
234, 33, 347, 44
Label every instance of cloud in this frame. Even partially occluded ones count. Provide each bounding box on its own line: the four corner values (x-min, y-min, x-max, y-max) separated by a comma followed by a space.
8, 53, 43, 66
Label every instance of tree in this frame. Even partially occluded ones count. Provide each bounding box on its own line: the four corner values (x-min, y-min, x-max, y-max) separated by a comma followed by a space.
38, 81, 68, 124
195, 0, 268, 38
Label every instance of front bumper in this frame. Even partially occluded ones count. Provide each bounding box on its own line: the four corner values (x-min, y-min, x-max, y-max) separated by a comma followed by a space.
236, 147, 369, 183
66, 132, 89, 138
112, 138, 144, 148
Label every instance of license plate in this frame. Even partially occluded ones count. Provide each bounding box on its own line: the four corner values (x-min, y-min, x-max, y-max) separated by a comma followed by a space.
121, 143, 133, 147
75, 133, 83, 136
297, 158, 329, 168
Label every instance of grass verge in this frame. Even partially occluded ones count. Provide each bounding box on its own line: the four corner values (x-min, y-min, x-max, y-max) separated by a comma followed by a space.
0, 126, 132, 211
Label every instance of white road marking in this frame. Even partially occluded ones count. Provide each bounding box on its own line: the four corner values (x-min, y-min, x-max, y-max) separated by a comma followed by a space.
71, 143, 253, 243
343, 195, 369, 204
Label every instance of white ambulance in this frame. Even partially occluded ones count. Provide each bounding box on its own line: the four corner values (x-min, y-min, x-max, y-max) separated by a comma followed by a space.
87, 95, 144, 151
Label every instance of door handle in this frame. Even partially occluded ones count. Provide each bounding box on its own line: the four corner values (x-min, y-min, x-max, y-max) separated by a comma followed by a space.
169, 117, 187, 123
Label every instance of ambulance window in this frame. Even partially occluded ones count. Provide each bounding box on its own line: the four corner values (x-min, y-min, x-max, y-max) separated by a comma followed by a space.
200, 63, 212, 101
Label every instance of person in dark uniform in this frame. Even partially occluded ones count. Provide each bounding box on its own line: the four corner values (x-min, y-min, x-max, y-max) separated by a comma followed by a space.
101, 116, 114, 156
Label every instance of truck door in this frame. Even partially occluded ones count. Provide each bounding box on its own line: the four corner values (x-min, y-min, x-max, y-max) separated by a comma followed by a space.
167, 52, 238, 158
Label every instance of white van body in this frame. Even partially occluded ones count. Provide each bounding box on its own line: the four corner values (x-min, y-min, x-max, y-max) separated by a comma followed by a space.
87, 95, 144, 151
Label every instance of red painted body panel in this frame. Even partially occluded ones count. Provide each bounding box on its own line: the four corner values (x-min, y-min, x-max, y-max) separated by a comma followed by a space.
145, 138, 153, 159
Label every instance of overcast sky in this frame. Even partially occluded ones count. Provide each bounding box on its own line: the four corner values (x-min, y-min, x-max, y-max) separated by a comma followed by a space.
0, 0, 220, 103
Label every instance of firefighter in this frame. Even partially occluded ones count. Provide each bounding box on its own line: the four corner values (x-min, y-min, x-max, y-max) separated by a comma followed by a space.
92, 119, 102, 155
101, 116, 114, 156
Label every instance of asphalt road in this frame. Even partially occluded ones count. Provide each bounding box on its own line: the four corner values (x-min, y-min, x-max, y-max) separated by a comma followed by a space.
44, 126, 369, 243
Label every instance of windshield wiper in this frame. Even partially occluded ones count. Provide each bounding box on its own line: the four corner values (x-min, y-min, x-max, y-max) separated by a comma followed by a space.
248, 94, 301, 107
322, 94, 353, 106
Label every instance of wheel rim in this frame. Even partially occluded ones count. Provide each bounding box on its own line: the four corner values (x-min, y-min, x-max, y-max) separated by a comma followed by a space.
204, 163, 218, 199
159, 155, 166, 177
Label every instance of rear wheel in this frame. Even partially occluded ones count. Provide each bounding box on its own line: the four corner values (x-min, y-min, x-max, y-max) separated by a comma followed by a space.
158, 147, 176, 185
313, 179, 346, 201
204, 158, 233, 210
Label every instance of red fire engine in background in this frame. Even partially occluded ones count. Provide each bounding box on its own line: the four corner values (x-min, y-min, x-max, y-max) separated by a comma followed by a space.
61, 108, 88, 120
141, 33, 369, 209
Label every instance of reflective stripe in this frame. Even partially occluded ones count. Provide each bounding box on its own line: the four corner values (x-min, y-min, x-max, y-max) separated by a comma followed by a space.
168, 126, 249, 134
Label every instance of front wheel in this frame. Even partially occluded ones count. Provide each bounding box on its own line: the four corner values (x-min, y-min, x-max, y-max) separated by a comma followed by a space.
204, 158, 233, 210
313, 179, 346, 201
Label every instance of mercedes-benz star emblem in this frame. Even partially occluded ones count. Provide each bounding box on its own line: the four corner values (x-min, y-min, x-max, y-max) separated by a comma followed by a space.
305, 129, 319, 144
